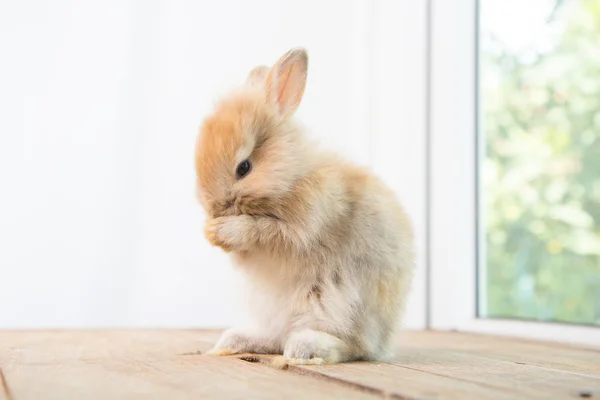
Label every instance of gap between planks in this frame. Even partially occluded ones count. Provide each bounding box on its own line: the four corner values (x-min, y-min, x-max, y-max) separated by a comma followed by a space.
234, 354, 407, 400
0, 367, 13, 400
224, 351, 535, 399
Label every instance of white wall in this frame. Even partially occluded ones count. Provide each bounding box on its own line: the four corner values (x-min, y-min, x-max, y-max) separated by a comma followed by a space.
0, 0, 427, 329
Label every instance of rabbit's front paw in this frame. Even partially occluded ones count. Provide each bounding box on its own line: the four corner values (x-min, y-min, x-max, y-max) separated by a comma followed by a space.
207, 327, 281, 356
205, 215, 254, 252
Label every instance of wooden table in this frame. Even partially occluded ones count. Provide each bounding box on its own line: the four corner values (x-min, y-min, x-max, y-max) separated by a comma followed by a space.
0, 330, 598, 399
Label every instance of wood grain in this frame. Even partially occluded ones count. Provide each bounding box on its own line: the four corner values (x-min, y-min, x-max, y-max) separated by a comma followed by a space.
391, 347, 599, 398
398, 331, 600, 375
0, 331, 376, 400
280, 359, 522, 399
296, 331, 600, 399
0, 330, 598, 400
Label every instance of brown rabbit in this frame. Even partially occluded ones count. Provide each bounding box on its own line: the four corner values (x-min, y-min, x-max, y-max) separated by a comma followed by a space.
195, 48, 414, 365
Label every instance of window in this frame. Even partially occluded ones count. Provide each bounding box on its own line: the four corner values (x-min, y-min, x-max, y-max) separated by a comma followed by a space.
479, 0, 600, 326
429, 0, 600, 345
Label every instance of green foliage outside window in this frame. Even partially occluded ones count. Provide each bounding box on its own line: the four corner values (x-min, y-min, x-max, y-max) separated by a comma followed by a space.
482, 0, 600, 325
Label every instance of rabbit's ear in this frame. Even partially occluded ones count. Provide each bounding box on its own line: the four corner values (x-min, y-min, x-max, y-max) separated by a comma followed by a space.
265, 48, 308, 116
245, 65, 269, 87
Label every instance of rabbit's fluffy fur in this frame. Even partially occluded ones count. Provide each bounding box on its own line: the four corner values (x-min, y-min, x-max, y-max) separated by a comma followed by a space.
195, 48, 414, 365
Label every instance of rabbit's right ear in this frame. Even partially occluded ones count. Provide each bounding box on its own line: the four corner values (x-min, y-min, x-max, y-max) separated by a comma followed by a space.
265, 48, 308, 116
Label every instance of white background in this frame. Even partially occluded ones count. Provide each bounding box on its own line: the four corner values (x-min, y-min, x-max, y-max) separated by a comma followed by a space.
0, 0, 427, 329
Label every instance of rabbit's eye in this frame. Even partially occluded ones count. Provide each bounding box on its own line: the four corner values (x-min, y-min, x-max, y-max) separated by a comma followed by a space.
236, 160, 252, 179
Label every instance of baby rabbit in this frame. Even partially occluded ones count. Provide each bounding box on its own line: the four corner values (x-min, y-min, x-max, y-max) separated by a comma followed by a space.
195, 48, 414, 365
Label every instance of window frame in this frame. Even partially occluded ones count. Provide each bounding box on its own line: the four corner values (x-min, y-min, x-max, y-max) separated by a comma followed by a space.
427, 0, 600, 346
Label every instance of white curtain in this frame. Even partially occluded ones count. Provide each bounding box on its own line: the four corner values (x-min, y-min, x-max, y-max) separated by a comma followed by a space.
0, 0, 427, 328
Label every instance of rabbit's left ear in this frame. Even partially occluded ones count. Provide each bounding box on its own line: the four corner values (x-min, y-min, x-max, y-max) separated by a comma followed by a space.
245, 65, 269, 87
265, 48, 308, 116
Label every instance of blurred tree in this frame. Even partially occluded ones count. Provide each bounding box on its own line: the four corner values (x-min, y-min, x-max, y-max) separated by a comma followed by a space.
482, 0, 600, 325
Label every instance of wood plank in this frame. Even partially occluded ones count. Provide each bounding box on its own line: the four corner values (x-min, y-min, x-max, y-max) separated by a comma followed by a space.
388, 346, 600, 399
280, 360, 523, 400
399, 331, 600, 375
0, 331, 378, 400
1, 330, 599, 400
287, 331, 600, 400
